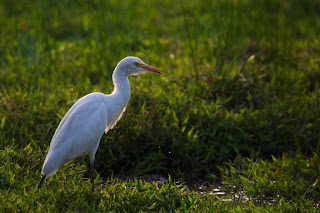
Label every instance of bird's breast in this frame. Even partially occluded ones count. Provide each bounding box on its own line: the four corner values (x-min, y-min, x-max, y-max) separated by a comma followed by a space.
105, 101, 128, 133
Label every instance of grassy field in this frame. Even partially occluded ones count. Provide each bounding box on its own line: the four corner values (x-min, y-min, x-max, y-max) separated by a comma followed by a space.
1, 0, 320, 211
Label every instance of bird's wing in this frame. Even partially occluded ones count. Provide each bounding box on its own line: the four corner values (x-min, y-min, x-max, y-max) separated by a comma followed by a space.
49, 93, 108, 152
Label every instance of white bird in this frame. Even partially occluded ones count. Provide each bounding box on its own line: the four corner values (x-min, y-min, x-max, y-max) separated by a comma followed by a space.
38, 56, 166, 190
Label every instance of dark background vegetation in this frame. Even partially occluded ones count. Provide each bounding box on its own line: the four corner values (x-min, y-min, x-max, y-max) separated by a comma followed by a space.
0, 0, 319, 211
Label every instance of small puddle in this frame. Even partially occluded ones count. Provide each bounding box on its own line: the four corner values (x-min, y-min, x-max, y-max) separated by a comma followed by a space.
186, 180, 279, 205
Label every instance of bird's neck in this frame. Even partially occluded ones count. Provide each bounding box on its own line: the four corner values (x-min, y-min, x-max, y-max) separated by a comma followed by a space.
111, 68, 131, 103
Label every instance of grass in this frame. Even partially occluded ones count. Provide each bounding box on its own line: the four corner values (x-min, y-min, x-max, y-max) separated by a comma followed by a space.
1, 0, 320, 211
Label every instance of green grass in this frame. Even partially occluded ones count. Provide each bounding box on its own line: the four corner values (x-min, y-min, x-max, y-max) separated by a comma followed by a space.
1, 0, 320, 211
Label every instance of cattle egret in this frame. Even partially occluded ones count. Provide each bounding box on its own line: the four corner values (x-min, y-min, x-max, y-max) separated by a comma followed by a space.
38, 56, 166, 190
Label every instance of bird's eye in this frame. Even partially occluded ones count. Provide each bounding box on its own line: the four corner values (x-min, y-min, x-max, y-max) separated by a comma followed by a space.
134, 62, 139, 67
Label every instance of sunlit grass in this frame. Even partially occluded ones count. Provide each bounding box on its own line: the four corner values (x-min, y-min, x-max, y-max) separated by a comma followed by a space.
1, 0, 320, 211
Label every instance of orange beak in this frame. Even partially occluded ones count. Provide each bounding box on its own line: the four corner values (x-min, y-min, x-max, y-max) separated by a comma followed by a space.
137, 63, 166, 75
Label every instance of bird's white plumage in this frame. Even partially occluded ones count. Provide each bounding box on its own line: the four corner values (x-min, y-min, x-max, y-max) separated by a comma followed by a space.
43, 93, 109, 177
40, 56, 165, 180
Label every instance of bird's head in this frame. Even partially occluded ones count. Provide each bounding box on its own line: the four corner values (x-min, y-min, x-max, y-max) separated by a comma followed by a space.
116, 56, 166, 76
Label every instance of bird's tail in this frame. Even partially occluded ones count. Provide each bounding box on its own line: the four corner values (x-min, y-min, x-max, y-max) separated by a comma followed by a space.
37, 175, 46, 190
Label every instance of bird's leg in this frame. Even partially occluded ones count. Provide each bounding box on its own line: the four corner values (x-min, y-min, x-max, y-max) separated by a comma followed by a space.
37, 175, 46, 190
89, 143, 99, 192
89, 162, 95, 191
